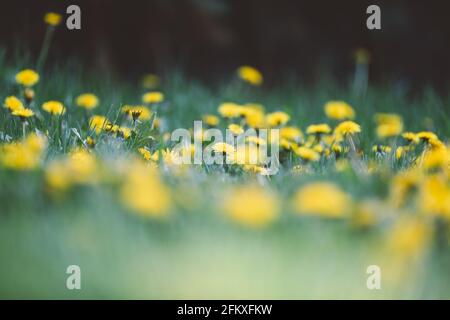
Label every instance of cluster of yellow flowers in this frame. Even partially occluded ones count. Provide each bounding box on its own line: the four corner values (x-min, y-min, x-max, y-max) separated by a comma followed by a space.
1, 63, 449, 267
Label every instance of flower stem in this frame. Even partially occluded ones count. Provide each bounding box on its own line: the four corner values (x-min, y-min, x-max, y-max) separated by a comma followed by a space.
37, 26, 55, 71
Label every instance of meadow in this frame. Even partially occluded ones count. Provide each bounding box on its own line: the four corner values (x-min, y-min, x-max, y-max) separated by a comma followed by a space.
0, 14, 449, 299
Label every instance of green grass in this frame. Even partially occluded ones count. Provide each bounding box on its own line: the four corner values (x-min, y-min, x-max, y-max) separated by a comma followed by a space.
0, 50, 449, 299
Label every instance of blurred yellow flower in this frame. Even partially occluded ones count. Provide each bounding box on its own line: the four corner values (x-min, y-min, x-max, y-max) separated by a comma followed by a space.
122, 105, 152, 121
292, 182, 351, 218
4, 96, 24, 112
142, 73, 160, 89
76, 93, 99, 110
44, 12, 62, 26
202, 114, 219, 126
306, 123, 331, 135
372, 144, 392, 154
294, 146, 320, 162
324, 101, 355, 120
246, 135, 267, 146
265, 111, 290, 127
280, 126, 303, 142
237, 66, 263, 86
118, 127, 132, 139
374, 113, 403, 139
223, 185, 279, 228
142, 91, 164, 104
242, 108, 265, 128
45, 149, 99, 191
419, 175, 450, 218
218, 102, 243, 118
138, 147, 153, 161
0, 133, 46, 170
212, 142, 235, 155
42, 101, 65, 115
387, 216, 431, 259
15, 69, 39, 87
352, 199, 380, 227
228, 123, 244, 135
24, 88, 35, 103
417, 131, 438, 143
421, 146, 448, 170
389, 169, 422, 208
120, 162, 171, 218
402, 132, 419, 144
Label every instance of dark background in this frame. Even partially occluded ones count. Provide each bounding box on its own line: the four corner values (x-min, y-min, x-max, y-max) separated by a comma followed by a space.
1, 0, 450, 88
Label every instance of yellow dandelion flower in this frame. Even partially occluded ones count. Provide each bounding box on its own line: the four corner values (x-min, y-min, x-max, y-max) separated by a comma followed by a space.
306, 123, 331, 135
292, 182, 352, 218
334, 120, 361, 136
25, 133, 47, 153
228, 123, 244, 135
211, 142, 235, 155
218, 102, 243, 118
372, 144, 392, 154
122, 105, 152, 121
402, 132, 419, 144
69, 150, 98, 183
121, 162, 171, 218
44, 12, 62, 26
237, 66, 263, 86
280, 126, 303, 142
202, 114, 220, 126
242, 108, 266, 128
265, 111, 290, 127
0, 133, 47, 170
395, 146, 408, 159
15, 69, 39, 87
417, 131, 438, 143
387, 216, 431, 259
389, 169, 422, 208
246, 135, 267, 146
24, 88, 35, 103
138, 148, 152, 161
223, 185, 279, 228
42, 101, 65, 115
279, 138, 296, 150
374, 113, 403, 139
294, 146, 320, 162
142, 91, 164, 104
118, 127, 132, 139
4, 96, 24, 112
332, 144, 345, 154
418, 175, 450, 218
76, 93, 99, 110
421, 146, 448, 170
313, 144, 325, 154
86, 137, 95, 148
324, 101, 355, 120
89, 115, 109, 134
352, 199, 380, 228
12, 108, 34, 119
46, 149, 99, 189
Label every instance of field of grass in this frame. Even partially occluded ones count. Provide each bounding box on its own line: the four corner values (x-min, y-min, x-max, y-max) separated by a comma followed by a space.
0, 40, 449, 299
